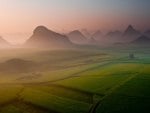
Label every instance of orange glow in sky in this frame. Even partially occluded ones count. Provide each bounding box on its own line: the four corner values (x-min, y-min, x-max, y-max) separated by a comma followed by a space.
0, 0, 149, 44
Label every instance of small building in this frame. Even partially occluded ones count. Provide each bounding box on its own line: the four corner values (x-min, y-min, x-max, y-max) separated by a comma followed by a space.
129, 53, 135, 59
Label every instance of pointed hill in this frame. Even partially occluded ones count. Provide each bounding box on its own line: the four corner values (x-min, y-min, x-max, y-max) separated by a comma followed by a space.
24, 26, 73, 48
105, 31, 122, 43
92, 30, 103, 40
81, 29, 91, 39
67, 30, 88, 44
123, 25, 140, 37
144, 30, 150, 37
131, 35, 150, 45
0, 36, 11, 48
106, 31, 122, 38
122, 25, 141, 42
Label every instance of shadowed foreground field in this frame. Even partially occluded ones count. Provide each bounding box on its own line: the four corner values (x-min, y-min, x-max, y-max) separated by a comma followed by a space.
0, 48, 150, 113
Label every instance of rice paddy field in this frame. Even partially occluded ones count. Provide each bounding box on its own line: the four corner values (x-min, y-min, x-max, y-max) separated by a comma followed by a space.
0, 47, 150, 113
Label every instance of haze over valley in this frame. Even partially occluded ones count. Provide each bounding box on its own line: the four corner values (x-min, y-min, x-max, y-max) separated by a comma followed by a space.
0, 1, 150, 113
0, 24, 150, 49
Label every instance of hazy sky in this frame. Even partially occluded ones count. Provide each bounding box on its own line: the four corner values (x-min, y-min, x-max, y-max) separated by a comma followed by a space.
0, 0, 150, 44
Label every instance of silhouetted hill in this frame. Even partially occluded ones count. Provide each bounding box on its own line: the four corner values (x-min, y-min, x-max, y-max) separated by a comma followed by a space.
123, 25, 140, 37
92, 30, 103, 40
121, 25, 141, 42
144, 30, 150, 37
131, 35, 150, 45
105, 31, 122, 43
106, 31, 122, 38
88, 37, 98, 45
0, 36, 11, 48
0, 58, 36, 73
90, 30, 110, 45
68, 30, 88, 44
81, 29, 91, 38
24, 26, 73, 48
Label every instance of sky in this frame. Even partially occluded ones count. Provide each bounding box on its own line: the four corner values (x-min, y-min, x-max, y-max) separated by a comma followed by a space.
0, 0, 150, 44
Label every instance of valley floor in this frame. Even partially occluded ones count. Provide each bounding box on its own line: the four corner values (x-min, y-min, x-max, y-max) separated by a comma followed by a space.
0, 47, 150, 113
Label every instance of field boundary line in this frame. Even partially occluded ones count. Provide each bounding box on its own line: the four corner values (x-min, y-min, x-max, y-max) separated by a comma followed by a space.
89, 70, 140, 113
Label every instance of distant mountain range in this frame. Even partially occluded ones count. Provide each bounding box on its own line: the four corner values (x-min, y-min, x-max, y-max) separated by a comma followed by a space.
24, 26, 73, 48
0, 25, 150, 48
89, 25, 141, 45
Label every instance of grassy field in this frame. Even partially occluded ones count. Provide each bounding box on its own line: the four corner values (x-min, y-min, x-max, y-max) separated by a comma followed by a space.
96, 65, 150, 113
0, 47, 150, 113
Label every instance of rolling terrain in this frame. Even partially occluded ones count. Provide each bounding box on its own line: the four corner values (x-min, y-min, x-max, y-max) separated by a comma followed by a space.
0, 47, 150, 113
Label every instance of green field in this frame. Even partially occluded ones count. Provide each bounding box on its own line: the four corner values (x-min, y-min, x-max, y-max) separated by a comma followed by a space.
0, 47, 150, 113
